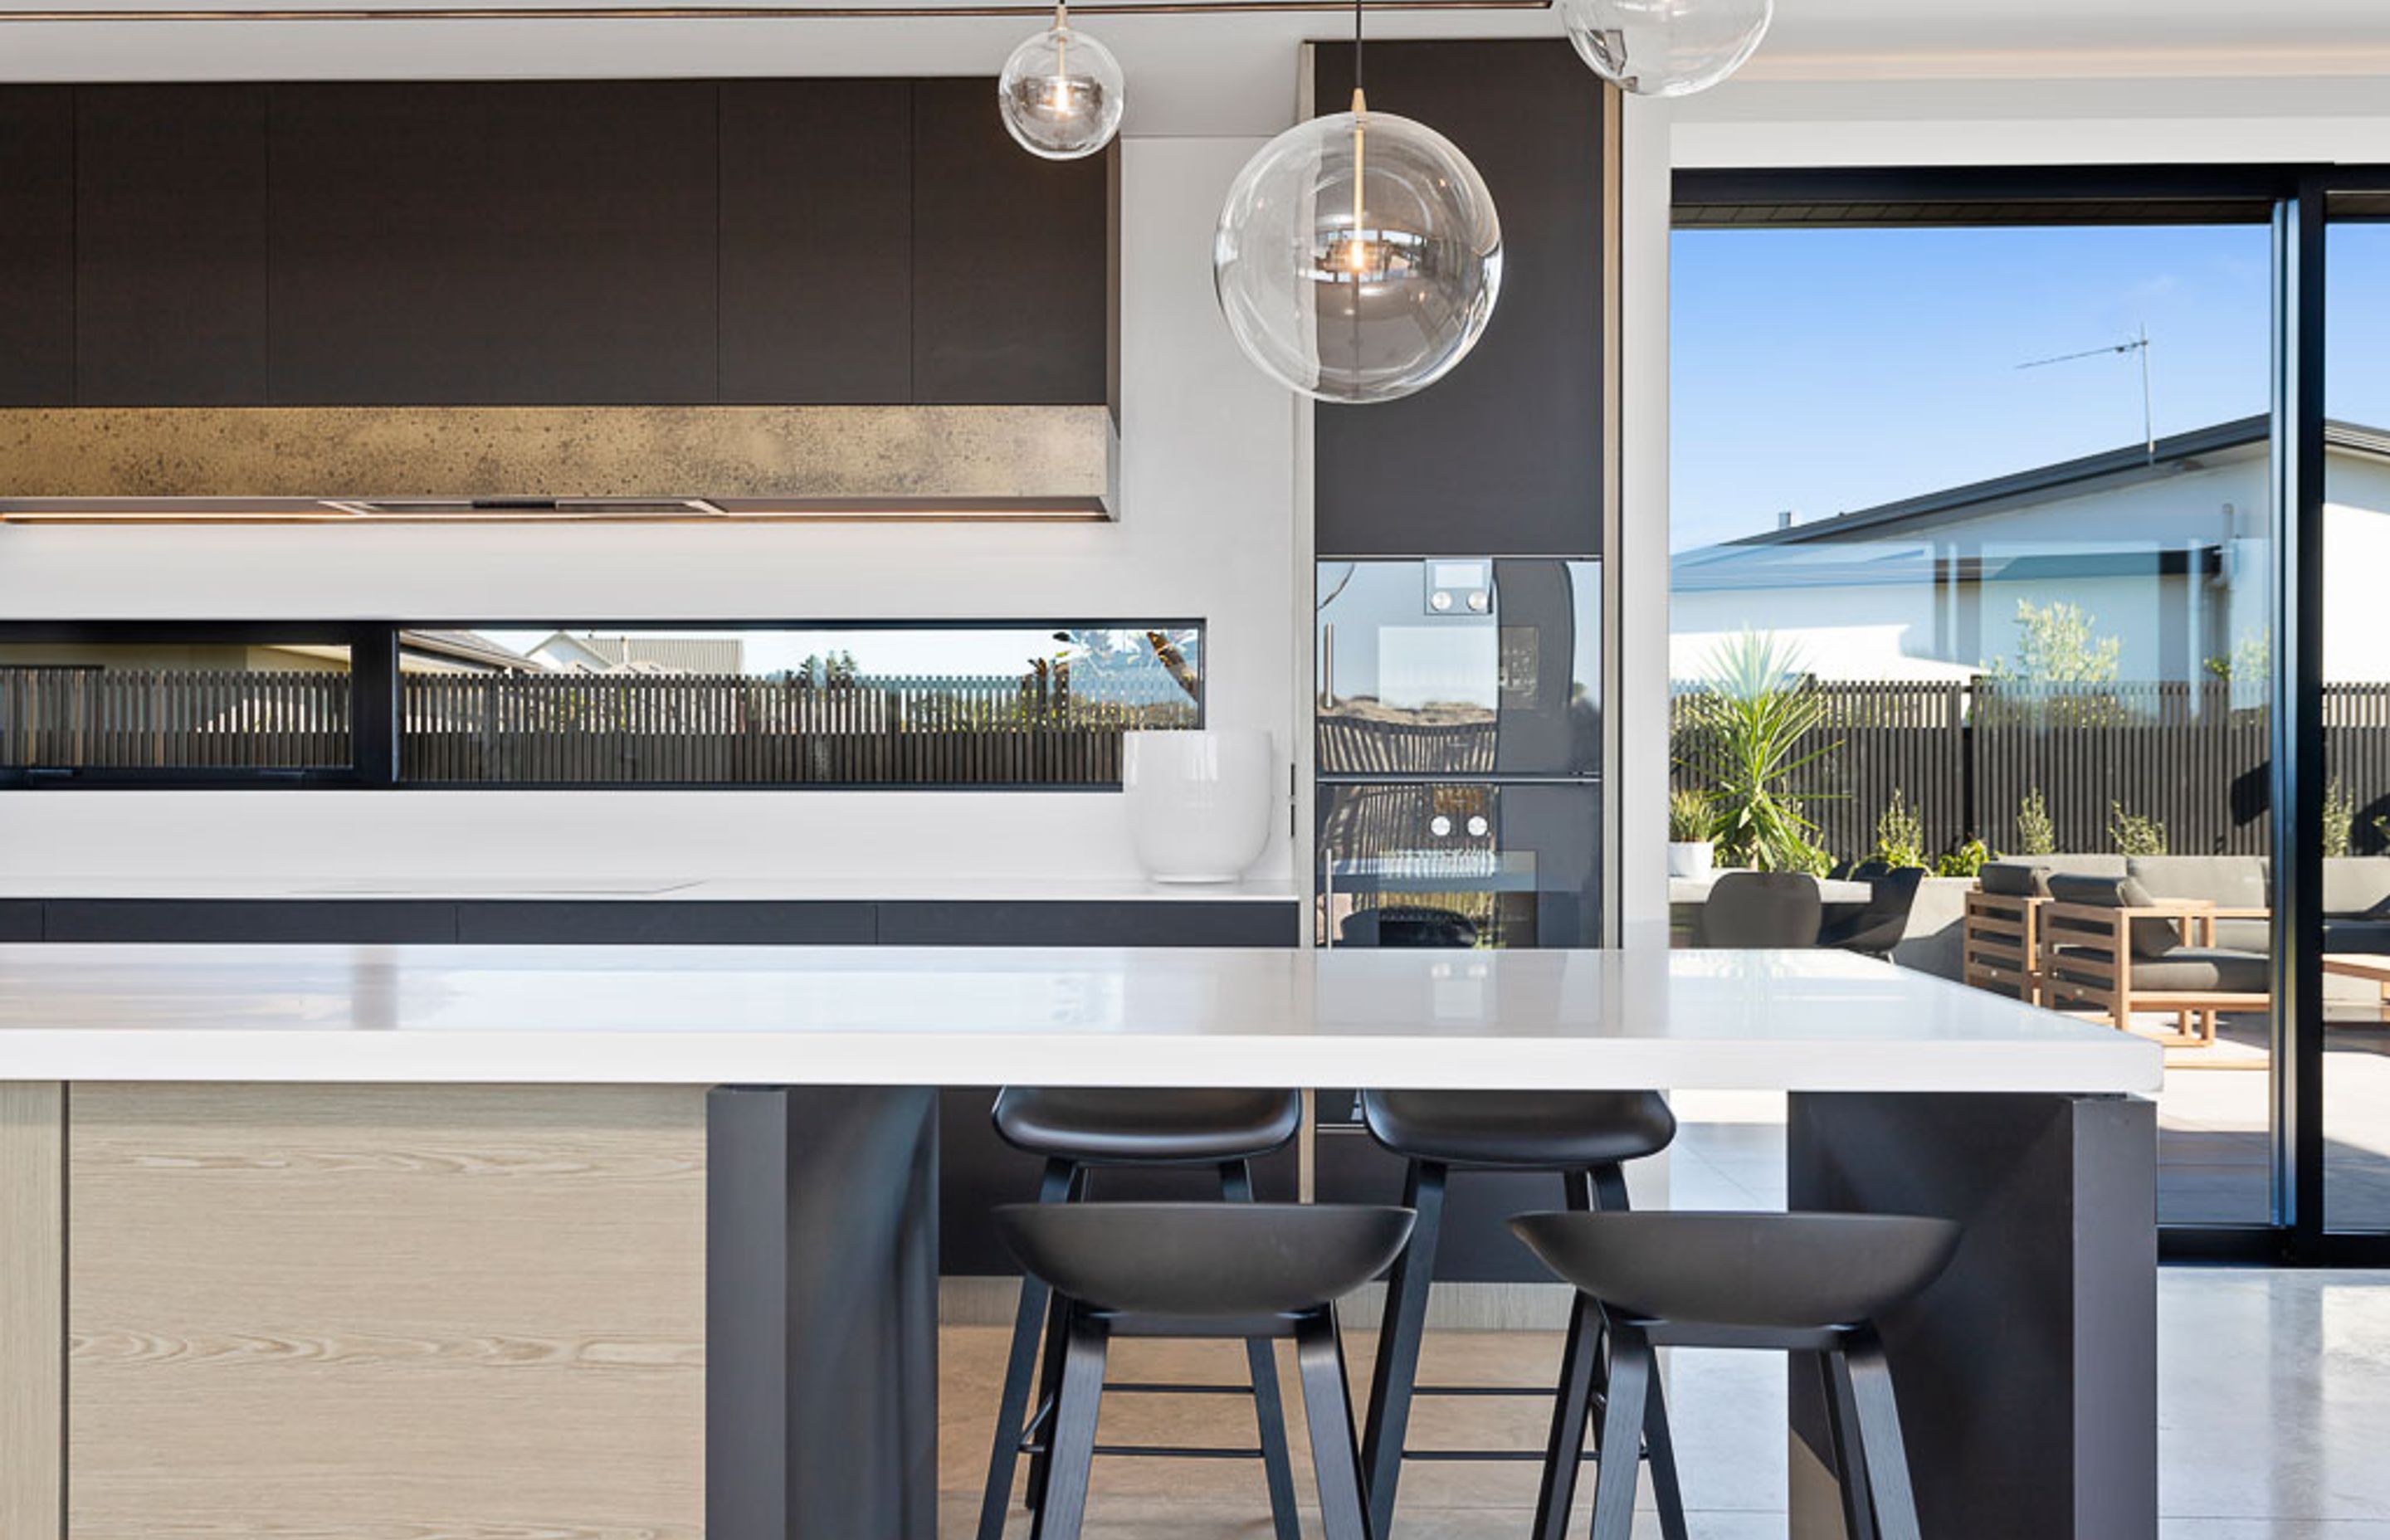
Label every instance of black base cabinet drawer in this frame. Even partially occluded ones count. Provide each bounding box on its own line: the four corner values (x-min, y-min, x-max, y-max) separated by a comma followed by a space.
41, 898, 457, 944
879, 900, 1295, 948
454, 900, 875, 946
938, 1088, 1303, 1275
0, 899, 43, 941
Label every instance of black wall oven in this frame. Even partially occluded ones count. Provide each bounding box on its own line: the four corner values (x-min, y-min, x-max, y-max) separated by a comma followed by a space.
1314, 558, 1601, 948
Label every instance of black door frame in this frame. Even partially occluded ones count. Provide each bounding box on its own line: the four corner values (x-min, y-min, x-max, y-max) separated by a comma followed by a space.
1674, 163, 2390, 1265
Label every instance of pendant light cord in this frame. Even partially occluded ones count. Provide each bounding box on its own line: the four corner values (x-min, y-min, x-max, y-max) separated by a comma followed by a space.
1352, 0, 1363, 95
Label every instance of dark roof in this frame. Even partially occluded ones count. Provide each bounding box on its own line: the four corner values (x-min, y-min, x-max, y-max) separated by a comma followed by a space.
1722, 416, 2390, 549
398, 629, 542, 672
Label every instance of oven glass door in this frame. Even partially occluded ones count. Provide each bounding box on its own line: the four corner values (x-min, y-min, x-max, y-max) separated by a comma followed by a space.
1316, 559, 1602, 780
1315, 781, 1601, 948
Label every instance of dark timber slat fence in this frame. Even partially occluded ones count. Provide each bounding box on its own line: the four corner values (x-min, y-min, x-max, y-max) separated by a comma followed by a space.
0, 667, 350, 768
0, 665, 1194, 785
1672, 678, 2390, 860
400, 670, 1194, 786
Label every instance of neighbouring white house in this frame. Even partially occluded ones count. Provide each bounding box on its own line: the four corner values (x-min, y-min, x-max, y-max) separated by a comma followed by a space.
525, 631, 747, 675
1671, 417, 2390, 685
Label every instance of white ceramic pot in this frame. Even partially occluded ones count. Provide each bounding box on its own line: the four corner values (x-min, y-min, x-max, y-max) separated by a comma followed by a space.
1123, 729, 1275, 884
1666, 841, 1714, 880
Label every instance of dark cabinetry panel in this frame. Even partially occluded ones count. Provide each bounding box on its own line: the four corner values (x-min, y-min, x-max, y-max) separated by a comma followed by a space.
0, 89, 75, 407
43, 899, 457, 944
455, 899, 876, 946
719, 80, 913, 404
1312, 41, 1607, 558
910, 79, 1110, 406
76, 86, 270, 406
878, 899, 1295, 948
268, 81, 719, 405
0, 900, 43, 941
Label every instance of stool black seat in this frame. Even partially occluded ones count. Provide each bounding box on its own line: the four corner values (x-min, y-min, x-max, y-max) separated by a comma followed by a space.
994, 1086, 1305, 1163
1357, 1088, 1684, 1540
1513, 1211, 1963, 1540
997, 1202, 1415, 1540
977, 1087, 1308, 1540
1362, 1089, 1679, 1171
999, 1201, 1416, 1318
1514, 1211, 1962, 1332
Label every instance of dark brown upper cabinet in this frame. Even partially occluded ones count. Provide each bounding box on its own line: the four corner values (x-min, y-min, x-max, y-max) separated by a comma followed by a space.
268, 81, 720, 406
76, 85, 271, 407
0, 80, 1109, 412
910, 78, 1110, 407
719, 80, 915, 406
0, 89, 75, 407
1310, 41, 1611, 559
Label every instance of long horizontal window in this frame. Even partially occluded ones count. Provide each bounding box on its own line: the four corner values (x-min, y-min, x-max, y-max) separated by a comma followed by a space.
0, 622, 1202, 790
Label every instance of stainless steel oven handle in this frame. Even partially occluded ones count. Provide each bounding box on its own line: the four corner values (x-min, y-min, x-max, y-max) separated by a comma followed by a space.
1319, 622, 1335, 709
1320, 839, 1334, 948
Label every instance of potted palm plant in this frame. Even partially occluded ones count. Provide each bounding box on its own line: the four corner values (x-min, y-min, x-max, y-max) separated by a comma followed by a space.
1668, 787, 1714, 880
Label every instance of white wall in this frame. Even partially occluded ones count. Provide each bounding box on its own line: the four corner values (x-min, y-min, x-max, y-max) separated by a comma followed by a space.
0, 135, 1302, 884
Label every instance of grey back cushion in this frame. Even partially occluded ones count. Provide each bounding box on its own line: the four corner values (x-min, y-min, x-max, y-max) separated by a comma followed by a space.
1979, 855, 2129, 897
2127, 855, 2269, 912
2324, 857, 2390, 919
2045, 872, 2183, 958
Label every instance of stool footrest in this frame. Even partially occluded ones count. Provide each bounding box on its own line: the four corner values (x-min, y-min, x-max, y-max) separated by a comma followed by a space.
1102, 1381, 1255, 1396
1412, 1384, 1553, 1397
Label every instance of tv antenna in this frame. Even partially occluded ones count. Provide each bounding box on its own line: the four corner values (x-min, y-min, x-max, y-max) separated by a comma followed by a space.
2019, 323, 2154, 463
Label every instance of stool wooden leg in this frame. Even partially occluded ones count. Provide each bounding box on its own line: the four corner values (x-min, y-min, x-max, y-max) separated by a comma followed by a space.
979, 1158, 1074, 1540
1295, 1308, 1371, 1540
1582, 1166, 1689, 1540
1532, 1290, 1602, 1540
1361, 1158, 1447, 1540
1029, 1309, 1110, 1540
1024, 1163, 1091, 1515
1820, 1349, 1879, 1540
1639, 1342, 1691, 1540
1844, 1328, 1923, 1540
1222, 1162, 1304, 1540
1588, 1322, 1652, 1540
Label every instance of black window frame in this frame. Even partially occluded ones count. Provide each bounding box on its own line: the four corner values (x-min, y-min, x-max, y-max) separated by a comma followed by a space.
0, 618, 1204, 793
1671, 161, 2390, 1268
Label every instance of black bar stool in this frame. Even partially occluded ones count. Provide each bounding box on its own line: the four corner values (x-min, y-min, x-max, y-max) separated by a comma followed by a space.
996, 1201, 1416, 1540
1512, 1210, 1963, 1540
976, 1087, 1307, 1540
1356, 1089, 1685, 1540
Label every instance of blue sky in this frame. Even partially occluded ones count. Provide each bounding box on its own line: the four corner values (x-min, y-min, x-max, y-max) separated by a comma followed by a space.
1670, 221, 2390, 553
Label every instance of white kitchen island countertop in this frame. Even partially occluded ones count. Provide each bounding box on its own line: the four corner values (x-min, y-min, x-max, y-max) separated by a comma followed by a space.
0, 943, 2160, 1093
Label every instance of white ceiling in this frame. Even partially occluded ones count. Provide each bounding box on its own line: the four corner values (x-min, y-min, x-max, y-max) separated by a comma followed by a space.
0, 0, 2383, 136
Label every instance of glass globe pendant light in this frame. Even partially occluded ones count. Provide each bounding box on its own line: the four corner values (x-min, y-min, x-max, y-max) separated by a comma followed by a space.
1558, 0, 1773, 98
1211, 0, 1501, 404
997, 0, 1125, 161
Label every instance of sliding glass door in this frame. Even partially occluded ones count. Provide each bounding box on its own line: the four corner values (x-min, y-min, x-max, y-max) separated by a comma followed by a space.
1671, 167, 2390, 1257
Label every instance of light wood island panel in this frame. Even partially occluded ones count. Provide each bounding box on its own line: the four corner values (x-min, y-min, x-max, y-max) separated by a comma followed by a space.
1, 1083, 63, 1540
65, 1084, 706, 1540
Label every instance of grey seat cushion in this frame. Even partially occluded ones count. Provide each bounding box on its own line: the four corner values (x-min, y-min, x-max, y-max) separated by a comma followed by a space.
2052, 945, 2269, 995
2324, 918, 2390, 956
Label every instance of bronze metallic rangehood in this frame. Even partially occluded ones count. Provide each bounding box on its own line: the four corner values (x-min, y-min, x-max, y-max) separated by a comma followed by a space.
0, 404, 1116, 524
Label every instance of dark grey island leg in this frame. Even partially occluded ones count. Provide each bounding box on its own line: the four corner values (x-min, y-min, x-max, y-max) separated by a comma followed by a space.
709, 1085, 941, 1540
1787, 1092, 2156, 1540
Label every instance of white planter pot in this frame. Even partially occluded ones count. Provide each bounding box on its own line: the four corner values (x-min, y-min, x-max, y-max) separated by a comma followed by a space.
1123, 729, 1275, 884
1666, 841, 1714, 880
